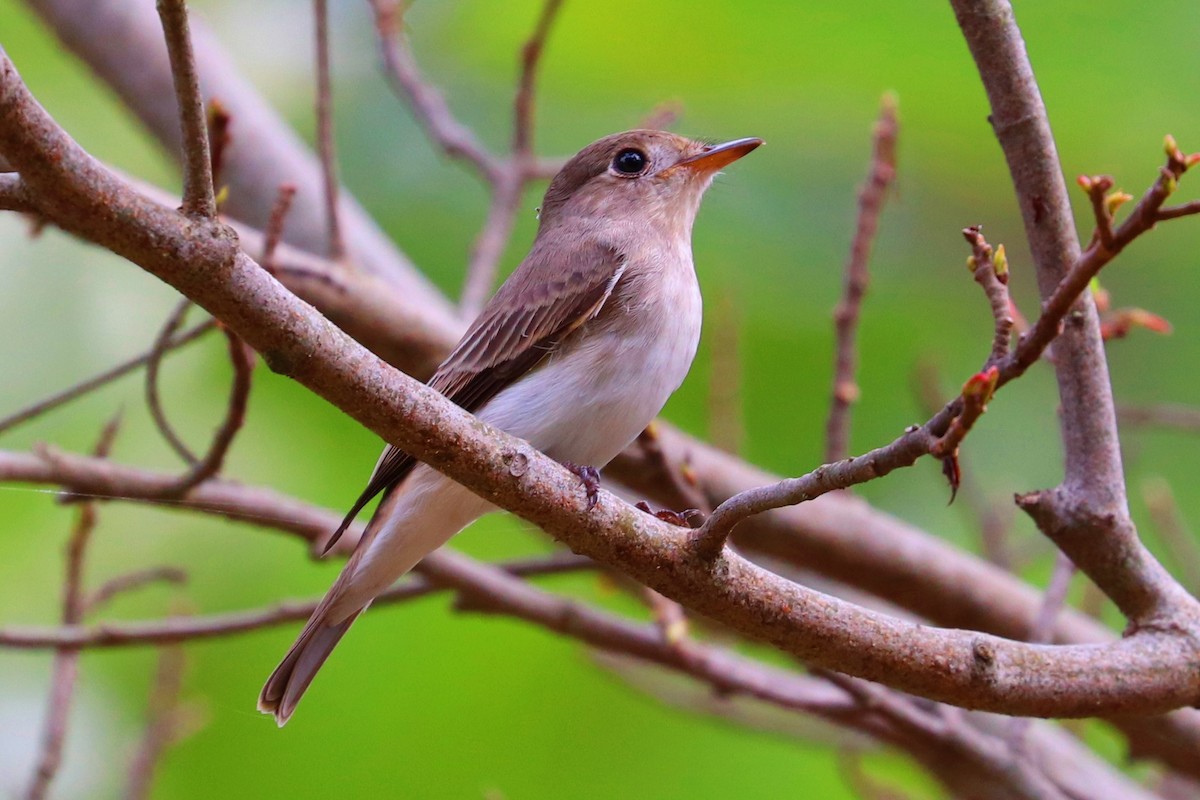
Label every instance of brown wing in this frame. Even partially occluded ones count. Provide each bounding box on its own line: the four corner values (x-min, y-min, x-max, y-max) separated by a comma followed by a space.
319, 239, 626, 554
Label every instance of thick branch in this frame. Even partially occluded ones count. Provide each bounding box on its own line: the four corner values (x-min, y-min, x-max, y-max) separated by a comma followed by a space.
3, 58, 1199, 716
24, 0, 451, 304
951, 0, 1200, 628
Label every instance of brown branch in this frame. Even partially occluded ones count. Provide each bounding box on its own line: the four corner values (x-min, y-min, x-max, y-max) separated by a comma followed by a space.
952, 0, 1200, 636
0, 319, 214, 436
512, 0, 564, 157
260, 182, 296, 271
145, 298, 200, 465
24, 503, 95, 800
4, 443, 1200, 779
7, 19, 1200, 736
155, 0, 214, 218
368, 0, 498, 181
27, 0, 451, 301
458, 0, 564, 316
125, 643, 191, 800
206, 98, 231, 198
148, 327, 255, 498
460, 172, 523, 316
0, 553, 594, 649
87, 567, 188, 614
313, 0, 344, 262
962, 226, 1014, 365
825, 94, 898, 463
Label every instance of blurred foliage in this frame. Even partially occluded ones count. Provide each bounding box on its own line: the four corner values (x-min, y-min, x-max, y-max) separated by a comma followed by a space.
0, 0, 1198, 797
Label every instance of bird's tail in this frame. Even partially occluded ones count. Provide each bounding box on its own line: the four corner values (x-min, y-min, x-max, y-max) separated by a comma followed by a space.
257, 602, 364, 726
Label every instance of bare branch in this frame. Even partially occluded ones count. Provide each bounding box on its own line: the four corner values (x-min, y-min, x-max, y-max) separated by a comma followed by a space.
147, 327, 255, 498
0, 319, 214, 437
460, 173, 523, 316
0, 553, 595, 649
313, 0, 344, 262
26, 0, 451, 299
125, 644, 190, 800
145, 298, 200, 466
512, 0, 564, 157
155, 0, 215, 218
825, 94, 897, 463
24, 503, 95, 800
87, 567, 188, 614
368, 0, 498, 181
260, 182, 296, 271
962, 225, 1014, 365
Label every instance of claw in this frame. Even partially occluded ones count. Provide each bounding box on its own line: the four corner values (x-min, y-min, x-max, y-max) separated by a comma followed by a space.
564, 462, 601, 510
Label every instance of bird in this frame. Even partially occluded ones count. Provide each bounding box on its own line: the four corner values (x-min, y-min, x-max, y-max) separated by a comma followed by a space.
258, 129, 762, 725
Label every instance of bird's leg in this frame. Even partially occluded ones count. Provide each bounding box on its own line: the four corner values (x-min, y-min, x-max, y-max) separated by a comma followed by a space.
563, 462, 602, 510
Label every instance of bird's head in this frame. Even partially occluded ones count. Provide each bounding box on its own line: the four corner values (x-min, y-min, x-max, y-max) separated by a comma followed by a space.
537, 130, 762, 238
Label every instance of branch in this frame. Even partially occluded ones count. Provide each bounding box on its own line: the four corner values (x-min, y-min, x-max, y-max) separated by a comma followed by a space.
147, 327, 255, 497
24, 503, 95, 800
952, 0, 1200, 631
0, 318, 215, 437
25, 0, 451, 300
145, 298, 200, 465
1119, 403, 1200, 432
512, 0, 564, 157
312, 0, 344, 262
0, 552, 596, 649
155, 0, 215, 218
825, 94, 898, 463
4, 444, 1200, 777
368, 0, 499, 181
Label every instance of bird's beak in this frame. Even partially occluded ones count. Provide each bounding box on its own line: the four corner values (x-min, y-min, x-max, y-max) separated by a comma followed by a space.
673, 137, 764, 173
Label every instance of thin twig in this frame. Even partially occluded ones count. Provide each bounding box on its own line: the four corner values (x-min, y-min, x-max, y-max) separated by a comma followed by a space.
825, 95, 898, 463
87, 567, 188, 614
313, 0, 344, 261
155, 0, 215, 218
512, 0, 564, 157
962, 226, 1014, 366
125, 639, 194, 800
206, 98, 231, 202
460, 173, 523, 316
261, 182, 297, 271
691, 143, 1199, 558
148, 327, 255, 498
457, 0, 565, 316
145, 298, 199, 465
24, 503, 96, 800
369, 0, 498, 181
0, 319, 215, 437
0, 552, 596, 649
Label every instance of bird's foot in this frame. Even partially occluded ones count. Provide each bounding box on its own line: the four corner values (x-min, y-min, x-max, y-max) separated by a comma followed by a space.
564, 462, 602, 510
635, 501, 706, 529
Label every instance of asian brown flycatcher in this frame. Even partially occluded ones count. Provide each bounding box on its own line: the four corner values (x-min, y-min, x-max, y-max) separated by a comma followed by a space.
259, 129, 761, 724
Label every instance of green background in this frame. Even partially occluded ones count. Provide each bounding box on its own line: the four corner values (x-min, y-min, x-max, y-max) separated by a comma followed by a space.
0, 0, 1197, 796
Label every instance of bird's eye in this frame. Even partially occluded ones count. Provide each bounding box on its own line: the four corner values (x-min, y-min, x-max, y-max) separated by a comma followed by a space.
612, 148, 648, 176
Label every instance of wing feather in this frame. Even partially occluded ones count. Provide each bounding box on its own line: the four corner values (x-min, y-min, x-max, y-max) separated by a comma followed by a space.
319, 239, 626, 554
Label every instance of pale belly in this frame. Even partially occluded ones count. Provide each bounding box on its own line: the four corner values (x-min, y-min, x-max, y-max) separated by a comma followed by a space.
478, 275, 702, 468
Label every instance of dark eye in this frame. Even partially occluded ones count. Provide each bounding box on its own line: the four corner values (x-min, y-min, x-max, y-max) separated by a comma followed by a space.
612, 148, 648, 176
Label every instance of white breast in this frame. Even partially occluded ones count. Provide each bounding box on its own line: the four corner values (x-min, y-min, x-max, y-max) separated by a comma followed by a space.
479, 255, 702, 468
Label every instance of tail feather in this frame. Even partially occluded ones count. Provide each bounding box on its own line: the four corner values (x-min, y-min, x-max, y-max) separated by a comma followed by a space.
257, 606, 363, 726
